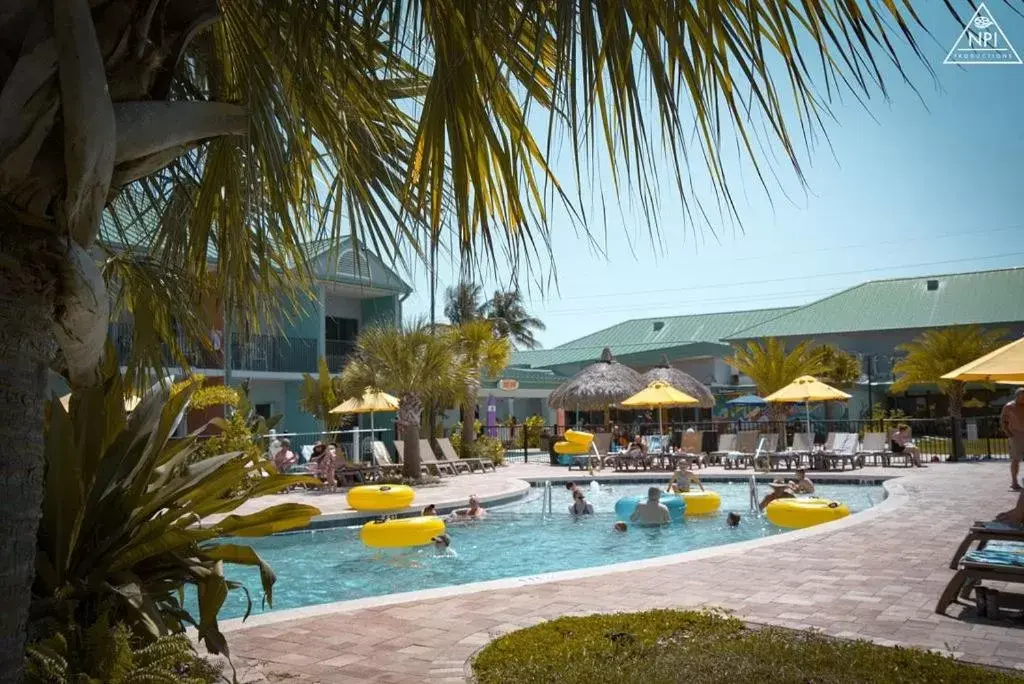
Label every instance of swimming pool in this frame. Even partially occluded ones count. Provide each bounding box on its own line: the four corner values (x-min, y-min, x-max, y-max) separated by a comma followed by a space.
205, 480, 885, 619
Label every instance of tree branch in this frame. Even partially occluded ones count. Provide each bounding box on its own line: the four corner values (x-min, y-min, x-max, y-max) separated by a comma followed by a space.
110, 144, 188, 189
113, 101, 246, 164
54, 0, 115, 247
53, 239, 109, 388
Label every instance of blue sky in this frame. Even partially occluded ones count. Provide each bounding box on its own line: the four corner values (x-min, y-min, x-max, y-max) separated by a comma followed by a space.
401, 3, 1024, 348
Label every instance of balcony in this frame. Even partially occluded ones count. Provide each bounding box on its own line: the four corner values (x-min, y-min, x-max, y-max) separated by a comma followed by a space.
109, 323, 318, 374
326, 338, 356, 372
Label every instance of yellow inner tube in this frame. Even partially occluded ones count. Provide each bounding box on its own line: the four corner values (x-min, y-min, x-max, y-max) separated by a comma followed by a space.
563, 430, 594, 445
346, 484, 415, 512
360, 516, 445, 548
678, 490, 721, 516
765, 498, 850, 529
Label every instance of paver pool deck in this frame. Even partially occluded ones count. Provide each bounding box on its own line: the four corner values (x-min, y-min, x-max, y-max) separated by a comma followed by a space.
218, 462, 1024, 682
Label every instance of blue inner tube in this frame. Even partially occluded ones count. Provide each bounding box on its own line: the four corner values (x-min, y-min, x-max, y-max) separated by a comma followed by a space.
614, 495, 686, 523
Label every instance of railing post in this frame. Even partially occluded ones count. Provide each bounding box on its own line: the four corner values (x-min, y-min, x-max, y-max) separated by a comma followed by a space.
950, 416, 965, 462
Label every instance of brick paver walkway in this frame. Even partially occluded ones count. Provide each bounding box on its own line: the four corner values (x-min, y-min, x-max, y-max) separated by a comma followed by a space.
219, 463, 1023, 682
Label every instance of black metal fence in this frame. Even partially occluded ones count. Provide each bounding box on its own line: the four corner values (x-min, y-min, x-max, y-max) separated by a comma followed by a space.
484, 416, 1010, 463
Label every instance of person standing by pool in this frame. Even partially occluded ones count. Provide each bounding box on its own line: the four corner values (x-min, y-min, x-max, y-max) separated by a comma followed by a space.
630, 487, 671, 526
890, 424, 924, 468
1001, 387, 1024, 491
569, 489, 594, 515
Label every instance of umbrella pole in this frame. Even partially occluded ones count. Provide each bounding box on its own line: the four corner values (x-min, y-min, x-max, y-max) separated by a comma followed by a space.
658, 407, 664, 438
805, 402, 811, 438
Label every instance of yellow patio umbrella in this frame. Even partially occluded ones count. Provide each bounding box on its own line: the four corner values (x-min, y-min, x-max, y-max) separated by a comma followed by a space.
941, 336, 1024, 383
764, 375, 851, 435
330, 388, 400, 434
620, 380, 699, 437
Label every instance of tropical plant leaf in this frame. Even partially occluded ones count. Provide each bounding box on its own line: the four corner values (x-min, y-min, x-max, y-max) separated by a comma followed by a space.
203, 544, 277, 607
211, 504, 320, 538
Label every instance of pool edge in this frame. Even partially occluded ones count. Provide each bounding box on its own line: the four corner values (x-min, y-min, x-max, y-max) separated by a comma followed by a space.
218, 476, 907, 633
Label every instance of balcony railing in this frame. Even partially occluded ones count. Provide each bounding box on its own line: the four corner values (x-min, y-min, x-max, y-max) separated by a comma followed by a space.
326, 338, 356, 371
109, 323, 318, 374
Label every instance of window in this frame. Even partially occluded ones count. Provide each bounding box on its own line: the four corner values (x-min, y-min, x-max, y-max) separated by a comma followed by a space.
325, 316, 359, 342
254, 403, 273, 420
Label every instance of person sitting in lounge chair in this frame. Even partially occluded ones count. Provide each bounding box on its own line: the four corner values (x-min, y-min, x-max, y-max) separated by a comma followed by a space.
630, 487, 671, 526
789, 469, 814, 494
890, 424, 924, 467
273, 438, 297, 472
759, 480, 795, 510
667, 466, 704, 493
449, 495, 487, 521
626, 435, 647, 458
569, 489, 594, 515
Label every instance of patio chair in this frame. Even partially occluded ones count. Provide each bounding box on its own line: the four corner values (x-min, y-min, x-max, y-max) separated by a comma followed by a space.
810, 433, 838, 470
856, 432, 888, 467
707, 433, 737, 466
823, 433, 859, 471
673, 431, 705, 470
437, 437, 494, 473
724, 431, 760, 470
786, 432, 815, 469
371, 441, 403, 476
390, 440, 430, 477
936, 542, 1024, 617
753, 433, 781, 470
418, 439, 461, 476
949, 521, 1024, 569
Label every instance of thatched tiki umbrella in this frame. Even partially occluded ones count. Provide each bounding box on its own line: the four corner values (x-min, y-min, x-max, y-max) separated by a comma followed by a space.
642, 354, 715, 422
548, 347, 644, 429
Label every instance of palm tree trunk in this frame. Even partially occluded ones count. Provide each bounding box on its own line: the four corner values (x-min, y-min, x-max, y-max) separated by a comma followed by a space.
461, 398, 476, 457
0, 227, 60, 679
398, 395, 423, 479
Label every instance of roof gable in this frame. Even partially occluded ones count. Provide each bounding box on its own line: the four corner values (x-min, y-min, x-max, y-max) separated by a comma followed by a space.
727, 268, 1024, 339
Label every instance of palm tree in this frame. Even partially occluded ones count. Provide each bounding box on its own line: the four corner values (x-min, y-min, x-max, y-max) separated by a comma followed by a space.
449, 320, 513, 456
892, 326, 1007, 422
726, 338, 826, 425
339, 324, 468, 479
444, 282, 486, 325
299, 357, 348, 433
816, 344, 862, 420
484, 290, 546, 349
0, 0, 950, 673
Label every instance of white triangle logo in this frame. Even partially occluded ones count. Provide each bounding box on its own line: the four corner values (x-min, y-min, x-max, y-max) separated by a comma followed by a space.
945, 3, 1022, 65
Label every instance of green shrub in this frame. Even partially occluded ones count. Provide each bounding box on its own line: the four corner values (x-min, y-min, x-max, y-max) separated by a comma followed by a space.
449, 419, 483, 454
473, 610, 1023, 684
25, 614, 221, 683
472, 434, 506, 466
377, 473, 442, 487
36, 360, 320, 658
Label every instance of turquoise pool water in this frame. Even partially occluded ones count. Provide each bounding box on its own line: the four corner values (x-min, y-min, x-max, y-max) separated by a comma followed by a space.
204, 481, 885, 619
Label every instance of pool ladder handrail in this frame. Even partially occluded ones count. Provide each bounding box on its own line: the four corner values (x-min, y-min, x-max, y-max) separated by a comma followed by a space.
542, 480, 553, 516
748, 474, 759, 514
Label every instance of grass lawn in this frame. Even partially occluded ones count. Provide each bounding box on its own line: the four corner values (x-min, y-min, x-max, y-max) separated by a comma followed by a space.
473, 610, 1023, 684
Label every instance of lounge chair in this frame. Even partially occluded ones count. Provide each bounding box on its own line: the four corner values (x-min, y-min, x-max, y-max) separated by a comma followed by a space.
823, 433, 859, 471
949, 521, 1024, 569
390, 440, 430, 477
418, 439, 461, 476
752, 433, 780, 470
724, 431, 760, 470
437, 437, 494, 473
856, 432, 888, 467
936, 542, 1024, 617
672, 431, 705, 470
789, 432, 814, 468
371, 441, 404, 476
707, 433, 737, 466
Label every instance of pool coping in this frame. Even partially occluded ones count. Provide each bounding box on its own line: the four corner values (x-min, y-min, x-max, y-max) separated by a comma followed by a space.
218, 474, 906, 633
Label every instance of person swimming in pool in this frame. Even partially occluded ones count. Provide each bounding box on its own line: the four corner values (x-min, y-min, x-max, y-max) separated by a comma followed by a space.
448, 495, 487, 521
630, 487, 671, 526
422, 504, 437, 516
726, 512, 741, 527
569, 489, 594, 515
667, 466, 704, 493
613, 522, 628, 533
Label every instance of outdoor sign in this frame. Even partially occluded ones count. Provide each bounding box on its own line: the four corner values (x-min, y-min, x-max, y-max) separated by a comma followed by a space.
498, 378, 520, 391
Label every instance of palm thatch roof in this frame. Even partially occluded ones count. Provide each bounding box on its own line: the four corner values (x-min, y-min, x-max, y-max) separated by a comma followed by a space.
548, 347, 644, 410
642, 355, 715, 408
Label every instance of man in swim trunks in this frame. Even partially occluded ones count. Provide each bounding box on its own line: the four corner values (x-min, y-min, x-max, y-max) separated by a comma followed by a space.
1001, 387, 1024, 491
450, 495, 487, 520
630, 487, 671, 526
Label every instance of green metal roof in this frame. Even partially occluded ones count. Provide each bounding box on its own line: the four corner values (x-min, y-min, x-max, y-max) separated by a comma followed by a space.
727, 268, 1024, 339
99, 203, 410, 294
483, 365, 566, 389
510, 307, 797, 369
